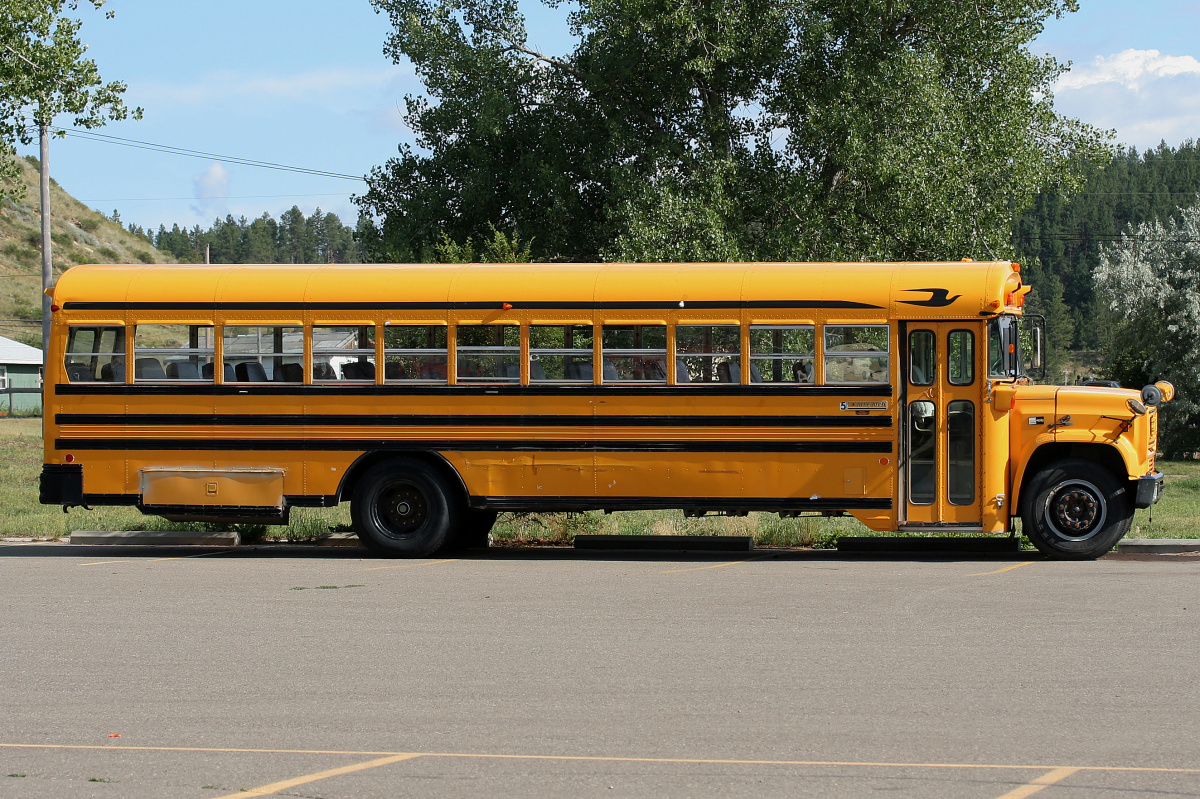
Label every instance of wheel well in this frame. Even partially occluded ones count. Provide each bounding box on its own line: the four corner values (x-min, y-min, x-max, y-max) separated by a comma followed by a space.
337, 451, 470, 507
1018, 443, 1129, 516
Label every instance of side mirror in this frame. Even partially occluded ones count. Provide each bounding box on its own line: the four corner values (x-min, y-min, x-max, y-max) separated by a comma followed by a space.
1022, 314, 1046, 381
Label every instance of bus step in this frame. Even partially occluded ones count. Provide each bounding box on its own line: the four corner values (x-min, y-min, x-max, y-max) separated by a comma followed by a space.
837, 536, 1020, 553
574, 535, 754, 552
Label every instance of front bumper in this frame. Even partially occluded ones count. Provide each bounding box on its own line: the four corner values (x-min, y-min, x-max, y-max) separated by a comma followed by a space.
1133, 472, 1165, 509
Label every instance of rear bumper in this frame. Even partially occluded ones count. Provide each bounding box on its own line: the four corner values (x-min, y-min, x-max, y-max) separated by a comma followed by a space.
1133, 472, 1165, 509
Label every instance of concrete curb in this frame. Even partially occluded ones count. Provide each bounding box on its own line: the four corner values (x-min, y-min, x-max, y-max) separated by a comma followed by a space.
70, 530, 240, 547
1117, 538, 1200, 553
312, 533, 363, 547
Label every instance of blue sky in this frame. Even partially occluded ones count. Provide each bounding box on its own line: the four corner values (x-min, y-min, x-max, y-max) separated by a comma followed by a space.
19, 0, 1200, 234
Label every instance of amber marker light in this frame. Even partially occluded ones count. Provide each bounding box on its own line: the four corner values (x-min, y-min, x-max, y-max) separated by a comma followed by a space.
502, 302, 513, 310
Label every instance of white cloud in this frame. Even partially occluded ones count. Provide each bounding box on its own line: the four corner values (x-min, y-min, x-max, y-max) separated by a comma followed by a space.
1056, 48, 1200, 92
134, 66, 412, 105
1052, 49, 1200, 149
192, 162, 231, 220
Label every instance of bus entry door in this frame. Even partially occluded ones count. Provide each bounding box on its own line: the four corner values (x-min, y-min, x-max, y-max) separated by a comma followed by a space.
902, 323, 982, 528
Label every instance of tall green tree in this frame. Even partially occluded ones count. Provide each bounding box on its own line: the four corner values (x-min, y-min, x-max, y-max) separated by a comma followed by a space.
0, 0, 140, 199
358, 0, 1111, 263
1093, 199, 1200, 457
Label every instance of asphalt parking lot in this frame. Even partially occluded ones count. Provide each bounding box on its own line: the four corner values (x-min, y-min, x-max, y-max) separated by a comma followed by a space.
2, 543, 1199, 798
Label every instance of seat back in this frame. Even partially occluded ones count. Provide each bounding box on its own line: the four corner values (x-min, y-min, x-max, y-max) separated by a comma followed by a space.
135, 357, 166, 380
235, 361, 268, 382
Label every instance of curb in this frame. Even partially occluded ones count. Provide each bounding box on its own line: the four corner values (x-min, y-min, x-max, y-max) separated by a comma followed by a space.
70, 530, 240, 547
1117, 538, 1200, 553
312, 533, 363, 547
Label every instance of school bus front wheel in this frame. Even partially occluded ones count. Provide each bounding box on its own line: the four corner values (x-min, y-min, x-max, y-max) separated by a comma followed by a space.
1021, 458, 1134, 560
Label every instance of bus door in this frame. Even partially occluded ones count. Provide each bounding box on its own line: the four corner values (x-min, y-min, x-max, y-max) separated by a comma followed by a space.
901, 323, 981, 528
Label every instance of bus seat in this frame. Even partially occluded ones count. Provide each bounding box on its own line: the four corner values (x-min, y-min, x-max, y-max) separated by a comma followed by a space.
100, 362, 125, 382
166, 361, 199, 380
501, 363, 520, 379
135, 358, 166, 380
749, 362, 762, 383
313, 362, 336, 380
676, 360, 691, 383
235, 361, 268, 382
66, 363, 94, 382
565, 360, 592, 380
385, 361, 405, 380
279, 363, 303, 383
718, 362, 736, 383
529, 361, 545, 381
603, 360, 619, 381
793, 361, 813, 383
343, 361, 374, 380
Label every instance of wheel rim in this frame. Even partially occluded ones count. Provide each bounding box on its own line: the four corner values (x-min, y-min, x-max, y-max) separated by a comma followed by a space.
373, 480, 429, 540
1042, 478, 1107, 541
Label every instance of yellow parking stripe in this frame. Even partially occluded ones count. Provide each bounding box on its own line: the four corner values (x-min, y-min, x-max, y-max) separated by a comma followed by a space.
364, 558, 458, 571
992, 767, 1080, 798
969, 561, 1036, 577
661, 555, 771, 574
212, 753, 422, 799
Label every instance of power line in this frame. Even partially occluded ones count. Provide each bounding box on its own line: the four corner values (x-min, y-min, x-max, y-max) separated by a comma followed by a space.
50, 127, 365, 181
80, 192, 355, 203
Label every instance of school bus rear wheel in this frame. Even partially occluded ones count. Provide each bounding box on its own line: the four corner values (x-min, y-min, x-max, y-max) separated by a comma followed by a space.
352, 459, 457, 557
1022, 458, 1132, 560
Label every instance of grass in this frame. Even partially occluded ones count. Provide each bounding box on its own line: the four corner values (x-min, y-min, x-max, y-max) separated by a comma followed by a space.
5, 416, 1195, 544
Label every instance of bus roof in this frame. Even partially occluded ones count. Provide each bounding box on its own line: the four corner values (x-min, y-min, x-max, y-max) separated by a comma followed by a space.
51, 260, 1026, 319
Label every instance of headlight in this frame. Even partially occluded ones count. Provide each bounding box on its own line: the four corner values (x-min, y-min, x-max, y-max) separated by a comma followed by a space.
1127, 398, 1147, 415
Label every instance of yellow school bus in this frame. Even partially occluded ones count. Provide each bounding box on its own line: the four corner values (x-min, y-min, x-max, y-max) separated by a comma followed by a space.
39, 260, 1171, 559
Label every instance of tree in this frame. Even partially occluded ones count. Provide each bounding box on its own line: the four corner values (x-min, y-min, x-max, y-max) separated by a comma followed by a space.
0, 0, 140, 199
358, 0, 1111, 263
1093, 199, 1200, 457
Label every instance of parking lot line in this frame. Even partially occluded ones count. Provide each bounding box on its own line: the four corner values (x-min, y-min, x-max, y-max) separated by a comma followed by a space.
77, 550, 234, 567
992, 767, 1080, 798
364, 558, 458, 572
660, 555, 772, 574
211, 753, 422, 799
968, 561, 1036, 577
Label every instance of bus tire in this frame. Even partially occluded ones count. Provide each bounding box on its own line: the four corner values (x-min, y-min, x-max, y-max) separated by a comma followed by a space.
452, 509, 498, 550
1022, 458, 1132, 560
351, 459, 458, 557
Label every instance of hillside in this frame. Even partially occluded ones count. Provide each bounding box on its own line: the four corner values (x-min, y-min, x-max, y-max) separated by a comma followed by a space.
0, 155, 176, 348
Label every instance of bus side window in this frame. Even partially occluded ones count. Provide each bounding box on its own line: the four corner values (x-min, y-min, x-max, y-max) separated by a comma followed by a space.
457, 325, 520, 382
223, 326, 302, 382
66, 325, 125, 383
749, 325, 814, 384
384, 324, 448, 382
909, 330, 934, 386
601, 325, 667, 383
825, 325, 890, 384
530, 324, 594, 382
314, 325, 375, 382
133, 324, 214, 382
676, 325, 739, 384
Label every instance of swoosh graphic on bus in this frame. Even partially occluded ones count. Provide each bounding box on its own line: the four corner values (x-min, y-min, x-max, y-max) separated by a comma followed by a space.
897, 288, 963, 307
56, 413, 893, 429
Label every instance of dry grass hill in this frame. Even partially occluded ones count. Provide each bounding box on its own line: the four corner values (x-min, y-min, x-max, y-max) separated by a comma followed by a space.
0, 155, 176, 348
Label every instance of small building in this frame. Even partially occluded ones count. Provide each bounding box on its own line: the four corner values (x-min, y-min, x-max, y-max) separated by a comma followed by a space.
0, 335, 43, 414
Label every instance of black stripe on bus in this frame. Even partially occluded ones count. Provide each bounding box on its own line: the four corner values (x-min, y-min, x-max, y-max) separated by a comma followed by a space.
79, 494, 892, 512
61, 299, 883, 312
56, 413, 893, 429
56, 439, 892, 454
53, 383, 895, 398
477, 496, 893, 512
